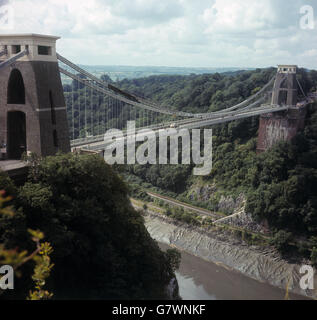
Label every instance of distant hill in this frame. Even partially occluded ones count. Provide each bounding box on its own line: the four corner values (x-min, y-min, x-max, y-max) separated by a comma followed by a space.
77, 65, 254, 81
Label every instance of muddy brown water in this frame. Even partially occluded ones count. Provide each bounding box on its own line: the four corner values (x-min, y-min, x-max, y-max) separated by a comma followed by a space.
159, 243, 310, 300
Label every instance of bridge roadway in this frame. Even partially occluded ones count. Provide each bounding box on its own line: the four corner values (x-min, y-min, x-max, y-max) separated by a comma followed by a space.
73, 103, 292, 152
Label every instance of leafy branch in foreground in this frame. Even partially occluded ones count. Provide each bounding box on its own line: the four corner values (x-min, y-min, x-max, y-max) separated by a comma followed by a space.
0, 190, 54, 300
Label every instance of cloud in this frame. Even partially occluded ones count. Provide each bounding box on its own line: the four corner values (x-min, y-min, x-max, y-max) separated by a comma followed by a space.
203, 0, 276, 34
10, 0, 184, 36
200, 0, 317, 68
3, 0, 317, 69
110, 0, 184, 23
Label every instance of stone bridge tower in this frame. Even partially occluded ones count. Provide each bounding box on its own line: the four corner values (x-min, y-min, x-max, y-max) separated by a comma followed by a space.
271, 65, 298, 106
0, 34, 70, 160
257, 65, 307, 153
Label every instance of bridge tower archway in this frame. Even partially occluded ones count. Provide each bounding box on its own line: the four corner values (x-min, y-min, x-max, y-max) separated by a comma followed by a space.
257, 65, 306, 153
7, 111, 26, 159
271, 65, 298, 106
7, 69, 25, 104
0, 34, 70, 159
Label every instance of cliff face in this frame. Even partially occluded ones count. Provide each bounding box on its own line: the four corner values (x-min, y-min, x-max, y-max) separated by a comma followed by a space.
257, 107, 307, 153
187, 182, 245, 215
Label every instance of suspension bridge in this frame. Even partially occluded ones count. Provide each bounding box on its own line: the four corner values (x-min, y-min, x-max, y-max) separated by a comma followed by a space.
0, 34, 315, 169
57, 53, 313, 152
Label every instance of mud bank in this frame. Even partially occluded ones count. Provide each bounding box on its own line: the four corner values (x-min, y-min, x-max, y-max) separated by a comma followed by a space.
144, 213, 317, 299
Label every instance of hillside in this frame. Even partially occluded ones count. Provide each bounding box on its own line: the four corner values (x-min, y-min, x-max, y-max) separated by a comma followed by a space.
0, 154, 180, 300
80, 65, 253, 81
117, 68, 317, 264
117, 68, 276, 114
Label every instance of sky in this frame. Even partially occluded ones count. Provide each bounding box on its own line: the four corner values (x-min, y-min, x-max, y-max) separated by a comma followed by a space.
1, 0, 317, 69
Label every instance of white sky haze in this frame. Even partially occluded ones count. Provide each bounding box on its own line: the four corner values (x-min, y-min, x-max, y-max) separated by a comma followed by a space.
2, 0, 317, 69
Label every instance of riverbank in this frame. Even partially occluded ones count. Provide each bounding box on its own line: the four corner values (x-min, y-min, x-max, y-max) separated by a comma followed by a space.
159, 242, 308, 300
144, 211, 317, 300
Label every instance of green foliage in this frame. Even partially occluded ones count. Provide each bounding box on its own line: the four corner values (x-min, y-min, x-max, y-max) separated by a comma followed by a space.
116, 68, 317, 260
162, 204, 200, 226
27, 236, 54, 300
311, 247, 317, 268
1, 154, 178, 299
246, 105, 317, 237
119, 68, 278, 199
0, 190, 53, 300
165, 249, 181, 272
126, 164, 192, 194
270, 231, 293, 255
0, 171, 17, 197
118, 68, 276, 114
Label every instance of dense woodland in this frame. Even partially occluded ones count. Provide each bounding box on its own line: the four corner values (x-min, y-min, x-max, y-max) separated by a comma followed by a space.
118, 69, 276, 113
1, 67, 317, 299
0, 154, 180, 299
115, 68, 317, 263
63, 68, 282, 139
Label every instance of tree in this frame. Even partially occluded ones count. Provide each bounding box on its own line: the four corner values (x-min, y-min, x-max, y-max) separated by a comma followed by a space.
0, 190, 53, 300
165, 249, 181, 272
311, 247, 317, 268
1, 153, 180, 299
271, 231, 292, 255
101, 74, 112, 83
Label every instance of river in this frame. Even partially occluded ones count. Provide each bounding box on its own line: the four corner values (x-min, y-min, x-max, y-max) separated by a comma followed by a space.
159, 243, 309, 300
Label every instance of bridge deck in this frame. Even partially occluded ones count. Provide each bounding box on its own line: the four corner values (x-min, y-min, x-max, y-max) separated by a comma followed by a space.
0, 160, 28, 178
0, 160, 29, 185
0, 160, 27, 172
